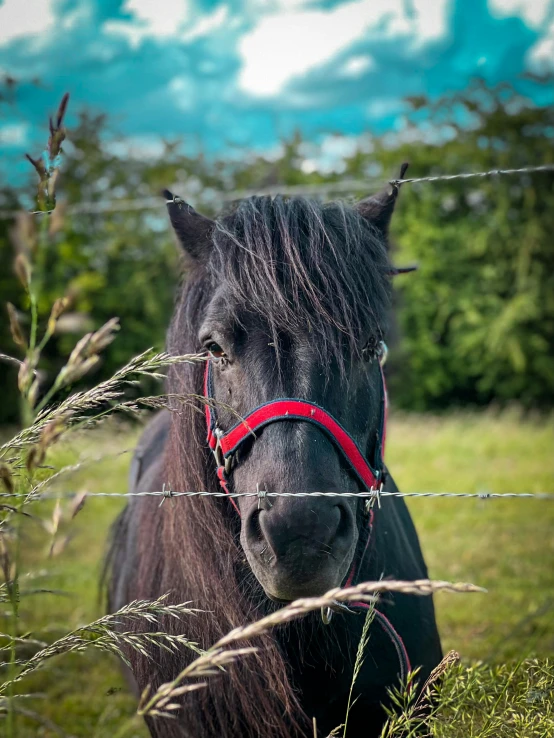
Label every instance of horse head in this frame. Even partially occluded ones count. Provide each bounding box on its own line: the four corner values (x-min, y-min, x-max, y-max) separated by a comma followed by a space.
164, 173, 405, 603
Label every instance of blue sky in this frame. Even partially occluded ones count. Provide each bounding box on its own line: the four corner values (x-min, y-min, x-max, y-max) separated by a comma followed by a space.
1, 0, 553, 176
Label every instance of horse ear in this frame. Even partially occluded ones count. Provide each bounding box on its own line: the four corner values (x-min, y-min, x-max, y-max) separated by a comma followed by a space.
163, 189, 214, 259
356, 162, 409, 238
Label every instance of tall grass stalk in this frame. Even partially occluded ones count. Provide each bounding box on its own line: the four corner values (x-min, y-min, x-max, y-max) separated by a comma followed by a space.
2, 92, 70, 738
138, 579, 484, 719
0, 94, 208, 737
342, 604, 376, 737
1, 596, 204, 694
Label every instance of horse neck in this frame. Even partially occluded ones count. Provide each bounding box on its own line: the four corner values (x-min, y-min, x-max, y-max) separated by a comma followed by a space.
360, 493, 430, 583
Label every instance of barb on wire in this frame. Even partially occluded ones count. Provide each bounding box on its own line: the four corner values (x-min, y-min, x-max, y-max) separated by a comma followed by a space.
1, 489, 553, 501
1, 163, 553, 220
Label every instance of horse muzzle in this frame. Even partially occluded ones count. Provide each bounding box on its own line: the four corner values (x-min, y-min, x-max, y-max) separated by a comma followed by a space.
242, 495, 357, 601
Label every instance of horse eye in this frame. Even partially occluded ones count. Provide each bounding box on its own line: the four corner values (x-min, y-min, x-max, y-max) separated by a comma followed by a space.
206, 342, 226, 358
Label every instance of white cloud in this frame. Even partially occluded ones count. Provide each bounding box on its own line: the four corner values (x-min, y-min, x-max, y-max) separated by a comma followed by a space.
168, 74, 197, 110
103, 21, 144, 48
299, 133, 364, 174
182, 5, 229, 42
105, 134, 167, 160
61, 4, 93, 31
488, 0, 553, 28
387, 0, 450, 45
123, 0, 190, 36
274, 0, 312, 8
365, 97, 405, 118
342, 55, 374, 76
239, 0, 393, 96
527, 20, 554, 70
104, 0, 190, 47
0, 0, 55, 46
238, 0, 450, 97
0, 122, 29, 146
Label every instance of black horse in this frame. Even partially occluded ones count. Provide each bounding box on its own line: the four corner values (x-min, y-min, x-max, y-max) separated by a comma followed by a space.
107, 175, 442, 738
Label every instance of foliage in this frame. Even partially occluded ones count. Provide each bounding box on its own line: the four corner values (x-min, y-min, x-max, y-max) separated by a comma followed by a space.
380, 657, 554, 738
375, 81, 554, 409
1, 80, 554, 422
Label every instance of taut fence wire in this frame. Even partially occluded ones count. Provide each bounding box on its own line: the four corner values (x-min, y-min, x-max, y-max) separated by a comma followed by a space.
0, 163, 553, 219
4, 489, 554, 502
388, 163, 554, 186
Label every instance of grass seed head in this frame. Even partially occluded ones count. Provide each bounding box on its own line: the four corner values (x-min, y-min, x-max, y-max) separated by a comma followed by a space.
47, 297, 70, 335
25, 92, 69, 212
13, 253, 31, 291
17, 357, 33, 393
0, 464, 14, 495
7, 303, 27, 350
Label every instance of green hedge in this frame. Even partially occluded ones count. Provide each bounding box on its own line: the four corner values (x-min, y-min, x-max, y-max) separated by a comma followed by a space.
1, 84, 553, 423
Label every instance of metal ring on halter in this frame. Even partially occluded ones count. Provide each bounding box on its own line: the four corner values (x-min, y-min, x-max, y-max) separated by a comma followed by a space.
214, 428, 233, 474
378, 341, 388, 366
321, 600, 355, 624
213, 429, 224, 466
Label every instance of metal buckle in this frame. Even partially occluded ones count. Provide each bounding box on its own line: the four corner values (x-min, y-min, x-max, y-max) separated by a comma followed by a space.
214, 428, 232, 475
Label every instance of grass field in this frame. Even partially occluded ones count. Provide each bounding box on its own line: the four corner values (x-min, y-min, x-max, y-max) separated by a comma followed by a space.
7, 409, 554, 737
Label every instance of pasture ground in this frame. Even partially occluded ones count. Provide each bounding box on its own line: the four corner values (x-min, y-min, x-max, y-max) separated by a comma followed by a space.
10, 409, 554, 736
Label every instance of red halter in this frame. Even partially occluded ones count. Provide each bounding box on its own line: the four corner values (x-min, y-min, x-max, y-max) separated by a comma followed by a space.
202, 351, 410, 680
203, 356, 388, 514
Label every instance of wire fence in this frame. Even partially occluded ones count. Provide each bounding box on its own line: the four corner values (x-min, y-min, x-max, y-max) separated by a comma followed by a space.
2, 159, 553, 507
4, 488, 554, 502
1, 162, 553, 219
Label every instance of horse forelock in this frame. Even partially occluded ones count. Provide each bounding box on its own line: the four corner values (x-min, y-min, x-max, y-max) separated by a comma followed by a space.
210, 195, 392, 369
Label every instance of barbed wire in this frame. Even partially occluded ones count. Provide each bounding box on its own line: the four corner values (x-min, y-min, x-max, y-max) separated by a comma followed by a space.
3, 489, 554, 502
1, 163, 552, 220
388, 163, 554, 186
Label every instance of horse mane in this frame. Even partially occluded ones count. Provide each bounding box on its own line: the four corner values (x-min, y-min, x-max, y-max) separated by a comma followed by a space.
121, 196, 393, 737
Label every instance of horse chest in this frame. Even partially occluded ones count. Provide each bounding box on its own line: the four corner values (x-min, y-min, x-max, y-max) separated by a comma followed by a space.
278, 613, 406, 736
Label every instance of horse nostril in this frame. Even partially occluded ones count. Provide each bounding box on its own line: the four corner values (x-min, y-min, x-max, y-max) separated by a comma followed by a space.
334, 503, 352, 544
247, 508, 264, 544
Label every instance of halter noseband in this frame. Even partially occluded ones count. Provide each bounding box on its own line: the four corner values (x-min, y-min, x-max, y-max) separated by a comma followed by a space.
203, 347, 388, 514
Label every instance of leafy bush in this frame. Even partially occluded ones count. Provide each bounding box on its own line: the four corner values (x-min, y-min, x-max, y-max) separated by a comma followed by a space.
377, 83, 554, 409
1, 81, 553, 423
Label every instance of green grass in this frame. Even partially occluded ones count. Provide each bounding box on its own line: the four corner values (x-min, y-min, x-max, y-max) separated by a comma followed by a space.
387, 409, 554, 663
5, 409, 554, 736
